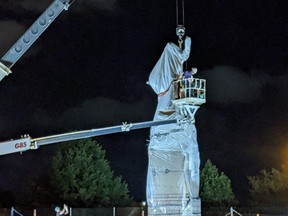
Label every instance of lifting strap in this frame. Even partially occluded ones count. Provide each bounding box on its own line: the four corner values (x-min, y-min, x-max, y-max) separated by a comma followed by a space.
157, 81, 173, 97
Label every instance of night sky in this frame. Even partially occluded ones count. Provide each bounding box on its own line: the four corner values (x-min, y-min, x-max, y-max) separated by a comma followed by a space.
0, 0, 288, 204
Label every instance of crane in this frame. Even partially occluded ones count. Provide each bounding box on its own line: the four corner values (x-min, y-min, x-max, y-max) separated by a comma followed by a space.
0, 0, 73, 82
0, 1, 207, 216
0, 97, 206, 156
0, 74, 205, 156
0, 0, 206, 160
0, 119, 178, 156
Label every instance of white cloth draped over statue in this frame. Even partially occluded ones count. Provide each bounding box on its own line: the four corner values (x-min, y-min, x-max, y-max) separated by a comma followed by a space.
146, 37, 201, 214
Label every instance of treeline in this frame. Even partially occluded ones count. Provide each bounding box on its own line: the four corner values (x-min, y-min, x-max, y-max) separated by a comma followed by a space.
1, 139, 287, 208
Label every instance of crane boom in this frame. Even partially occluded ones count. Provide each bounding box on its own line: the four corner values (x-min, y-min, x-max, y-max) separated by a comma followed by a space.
0, 118, 181, 156
0, 0, 73, 81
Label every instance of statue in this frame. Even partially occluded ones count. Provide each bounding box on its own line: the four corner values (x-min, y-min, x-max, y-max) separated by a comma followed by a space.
146, 36, 202, 216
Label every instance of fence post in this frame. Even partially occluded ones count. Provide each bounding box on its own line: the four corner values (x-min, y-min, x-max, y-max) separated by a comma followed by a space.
141, 201, 146, 216
33, 209, 37, 216
113, 207, 116, 216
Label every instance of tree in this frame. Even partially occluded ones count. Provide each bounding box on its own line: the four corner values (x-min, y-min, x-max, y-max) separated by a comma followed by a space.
51, 138, 132, 207
248, 167, 288, 206
200, 159, 236, 206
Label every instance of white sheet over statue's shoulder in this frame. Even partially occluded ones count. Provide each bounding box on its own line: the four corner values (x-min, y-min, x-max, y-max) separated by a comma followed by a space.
148, 37, 191, 95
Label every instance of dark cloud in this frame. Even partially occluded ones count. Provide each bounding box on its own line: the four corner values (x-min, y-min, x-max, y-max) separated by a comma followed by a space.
30, 95, 154, 134
202, 66, 269, 105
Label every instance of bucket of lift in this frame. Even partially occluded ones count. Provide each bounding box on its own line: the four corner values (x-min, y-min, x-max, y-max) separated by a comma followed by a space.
171, 77, 206, 120
172, 77, 206, 106
159, 77, 206, 119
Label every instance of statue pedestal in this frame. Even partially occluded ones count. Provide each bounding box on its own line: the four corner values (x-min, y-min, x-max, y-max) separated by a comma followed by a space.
148, 198, 201, 216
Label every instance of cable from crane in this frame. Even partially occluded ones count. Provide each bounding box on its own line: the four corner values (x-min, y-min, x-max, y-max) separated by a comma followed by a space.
176, 0, 185, 49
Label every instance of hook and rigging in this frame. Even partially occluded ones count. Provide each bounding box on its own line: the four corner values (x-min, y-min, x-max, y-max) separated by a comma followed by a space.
176, 0, 185, 49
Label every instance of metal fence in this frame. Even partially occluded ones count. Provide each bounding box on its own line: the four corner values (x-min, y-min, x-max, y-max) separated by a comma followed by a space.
3, 206, 288, 216
1, 207, 143, 216
203, 207, 288, 216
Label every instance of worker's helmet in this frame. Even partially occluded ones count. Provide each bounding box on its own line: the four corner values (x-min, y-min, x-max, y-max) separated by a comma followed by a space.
191, 67, 198, 75
55, 206, 60, 212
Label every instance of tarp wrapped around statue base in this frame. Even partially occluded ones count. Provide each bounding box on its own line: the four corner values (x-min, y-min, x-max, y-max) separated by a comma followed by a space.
146, 37, 201, 216
148, 199, 201, 216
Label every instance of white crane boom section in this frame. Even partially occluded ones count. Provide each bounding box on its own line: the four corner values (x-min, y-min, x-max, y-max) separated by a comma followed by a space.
0, 119, 180, 156
0, 0, 73, 81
